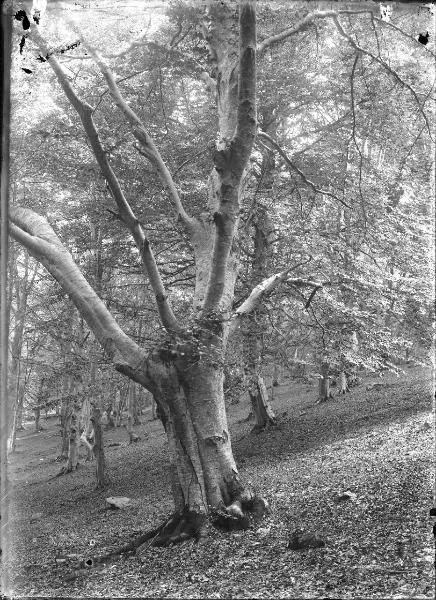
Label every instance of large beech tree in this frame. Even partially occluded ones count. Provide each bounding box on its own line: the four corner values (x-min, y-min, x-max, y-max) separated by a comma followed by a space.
9, 0, 278, 546
9, 0, 434, 551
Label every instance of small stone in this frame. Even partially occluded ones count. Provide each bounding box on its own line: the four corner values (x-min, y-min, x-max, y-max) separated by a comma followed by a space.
30, 512, 43, 523
106, 496, 131, 510
334, 490, 357, 503
288, 529, 325, 550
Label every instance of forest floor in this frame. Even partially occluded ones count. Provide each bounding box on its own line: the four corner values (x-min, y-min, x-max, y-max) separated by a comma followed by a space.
3, 366, 435, 599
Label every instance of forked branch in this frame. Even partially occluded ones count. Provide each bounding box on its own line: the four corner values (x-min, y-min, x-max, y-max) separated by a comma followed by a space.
229, 267, 326, 335
29, 26, 182, 334
84, 42, 197, 232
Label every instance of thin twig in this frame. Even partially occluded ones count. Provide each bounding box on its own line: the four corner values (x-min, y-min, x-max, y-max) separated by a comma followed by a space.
257, 132, 352, 209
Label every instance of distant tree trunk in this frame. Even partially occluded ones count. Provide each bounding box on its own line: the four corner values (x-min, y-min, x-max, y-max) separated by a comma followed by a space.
317, 361, 333, 403
59, 395, 71, 458
80, 396, 94, 461
241, 112, 277, 431
7, 251, 36, 450
34, 407, 40, 431
59, 375, 74, 460
114, 389, 121, 427
272, 364, 279, 387
242, 204, 277, 432
249, 375, 277, 434
59, 378, 81, 473
9, 374, 25, 452
64, 404, 80, 472
91, 405, 108, 488
151, 397, 158, 421
15, 392, 24, 430
126, 383, 139, 443
132, 385, 141, 425
337, 371, 349, 394
105, 403, 115, 428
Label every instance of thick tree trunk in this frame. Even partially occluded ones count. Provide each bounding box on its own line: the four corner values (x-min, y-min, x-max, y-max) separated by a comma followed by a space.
115, 338, 270, 549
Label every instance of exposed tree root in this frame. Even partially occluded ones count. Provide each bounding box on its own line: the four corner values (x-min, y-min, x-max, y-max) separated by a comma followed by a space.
316, 392, 334, 404
81, 494, 270, 568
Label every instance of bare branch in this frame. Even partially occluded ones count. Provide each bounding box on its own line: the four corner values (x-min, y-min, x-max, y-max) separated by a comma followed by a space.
332, 15, 434, 142
9, 207, 152, 388
84, 41, 197, 232
229, 265, 326, 336
29, 26, 182, 335
257, 131, 352, 209
258, 8, 435, 56
371, 14, 436, 58
257, 9, 373, 54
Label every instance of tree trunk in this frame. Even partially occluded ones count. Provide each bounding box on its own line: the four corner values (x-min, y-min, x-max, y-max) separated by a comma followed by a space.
80, 397, 94, 461
337, 371, 349, 394
114, 389, 121, 427
151, 397, 158, 421
7, 251, 36, 450
58, 391, 81, 474
65, 405, 80, 472
34, 408, 40, 432
59, 374, 75, 460
91, 405, 108, 488
272, 364, 279, 387
127, 383, 139, 443
59, 394, 71, 459
249, 375, 277, 434
9, 376, 25, 452
241, 204, 277, 431
132, 385, 141, 425
317, 361, 333, 403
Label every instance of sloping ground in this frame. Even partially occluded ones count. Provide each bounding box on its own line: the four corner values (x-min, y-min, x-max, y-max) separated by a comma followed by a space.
4, 367, 434, 598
